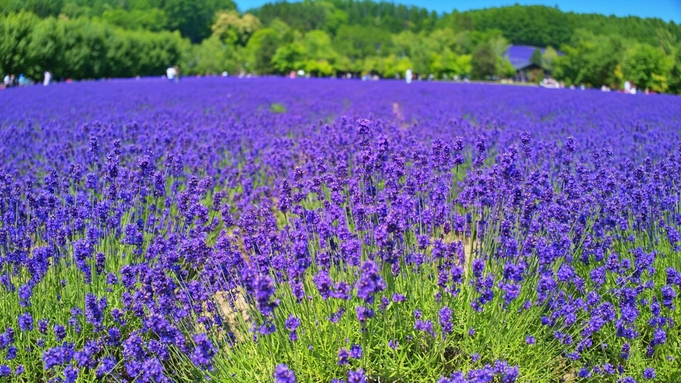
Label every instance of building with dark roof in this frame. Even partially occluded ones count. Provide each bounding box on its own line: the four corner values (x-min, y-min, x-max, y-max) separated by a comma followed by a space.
504, 45, 562, 82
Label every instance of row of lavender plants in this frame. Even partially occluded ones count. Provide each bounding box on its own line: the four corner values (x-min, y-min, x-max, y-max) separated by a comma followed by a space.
1, 78, 681, 382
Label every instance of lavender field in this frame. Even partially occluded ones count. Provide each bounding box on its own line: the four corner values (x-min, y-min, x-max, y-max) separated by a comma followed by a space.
1, 78, 681, 383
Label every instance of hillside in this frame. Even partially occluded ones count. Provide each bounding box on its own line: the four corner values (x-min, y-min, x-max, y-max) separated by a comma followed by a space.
1, 1, 680, 92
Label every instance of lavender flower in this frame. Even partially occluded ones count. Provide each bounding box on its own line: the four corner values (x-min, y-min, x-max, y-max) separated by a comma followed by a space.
337, 348, 349, 365
356, 260, 387, 303
439, 306, 453, 335
349, 344, 362, 359
18, 313, 33, 332
285, 315, 301, 342
274, 364, 295, 383
348, 368, 366, 383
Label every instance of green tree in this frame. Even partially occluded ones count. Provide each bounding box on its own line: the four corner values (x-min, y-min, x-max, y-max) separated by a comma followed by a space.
253, 1, 326, 32
541, 46, 559, 72
60, 18, 110, 79
0, 11, 40, 76
391, 31, 431, 75
379, 54, 412, 78
303, 30, 336, 62
486, 33, 509, 57
426, 49, 471, 78
334, 25, 391, 60
100, 8, 168, 32
668, 45, 681, 94
163, 0, 236, 43
471, 44, 496, 79
1, 9, 190, 80
271, 41, 306, 73
391, 30, 416, 59
188, 35, 237, 75
553, 30, 627, 87
530, 48, 542, 67
255, 34, 278, 74
268, 18, 290, 36
323, 8, 347, 36
27, 17, 65, 79
60, 3, 91, 18
497, 57, 516, 79
267, 29, 338, 76
0, 0, 64, 17
247, 28, 280, 74
1, 1, 680, 91
212, 10, 261, 46
442, 5, 574, 47
623, 43, 671, 92
451, 31, 474, 55
566, 11, 680, 48
105, 29, 137, 77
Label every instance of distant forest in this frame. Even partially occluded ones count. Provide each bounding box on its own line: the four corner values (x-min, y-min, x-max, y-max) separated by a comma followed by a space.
2, 0, 680, 93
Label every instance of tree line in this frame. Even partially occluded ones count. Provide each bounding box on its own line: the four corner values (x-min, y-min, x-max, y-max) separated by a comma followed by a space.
2, 0, 680, 94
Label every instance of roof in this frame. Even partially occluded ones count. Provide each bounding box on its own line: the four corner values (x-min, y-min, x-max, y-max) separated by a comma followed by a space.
504, 45, 562, 71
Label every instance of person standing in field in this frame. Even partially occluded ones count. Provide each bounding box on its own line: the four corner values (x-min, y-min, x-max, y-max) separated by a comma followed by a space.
43, 71, 52, 86
405, 68, 412, 84
166, 66, 176, 82
173, 66, 180, 83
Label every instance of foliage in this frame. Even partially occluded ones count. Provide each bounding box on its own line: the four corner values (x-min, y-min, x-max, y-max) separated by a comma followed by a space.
272, 41, 306, 74
269, 102, 286, 112
530, 48, 542, 67
252, 0, 327, 32
0, 12, 186, 80
440, 5, 574, 47
623, 44, 671, 92
250, 28, 280, 75
188, 35, 238, 75
541, 46, 559, 72
471, 44, 497, 79
100, 8, 168, 32
497, 57, 517, 79
553, 31, 627, 87
334, 24, 392, 60
0, 0, 64, 17
211, 10, 261, 46
668, 46, 681, 94
0, 11, 40, 76
2, 1, 681, 93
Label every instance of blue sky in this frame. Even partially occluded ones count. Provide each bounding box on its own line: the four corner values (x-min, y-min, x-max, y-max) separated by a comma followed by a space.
236, 0, 681, 23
